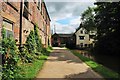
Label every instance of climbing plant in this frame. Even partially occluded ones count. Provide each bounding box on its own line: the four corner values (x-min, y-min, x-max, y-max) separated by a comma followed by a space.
26, 30, 37, 54
25, 30, 37, 62
1, 28, 21, 79
34, 24, 43, 54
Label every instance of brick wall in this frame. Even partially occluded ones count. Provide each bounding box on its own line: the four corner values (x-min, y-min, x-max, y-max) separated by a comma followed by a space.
0, 2, 20, 44
0, 1, 51, 47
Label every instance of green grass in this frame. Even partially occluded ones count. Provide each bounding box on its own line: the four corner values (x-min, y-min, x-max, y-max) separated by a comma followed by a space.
19, 55, 47, 79
70, 50, 119, 79
18, 47, 53, 79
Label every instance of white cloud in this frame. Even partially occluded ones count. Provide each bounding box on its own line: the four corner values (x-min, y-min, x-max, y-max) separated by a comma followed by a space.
51, 16, 81, 34
46, 2, 95, 34
45, 0, 96, 2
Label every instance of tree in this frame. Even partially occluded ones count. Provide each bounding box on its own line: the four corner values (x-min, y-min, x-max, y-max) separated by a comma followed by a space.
81, 7, 96, 32
94, 2, 120, 55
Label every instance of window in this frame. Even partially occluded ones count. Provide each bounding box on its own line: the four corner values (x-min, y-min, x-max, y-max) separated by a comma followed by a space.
80, 43, 83, 48
2, 20, 13, 38
38, 0, 41, 11
23, 0, 29, 19
79, 36, 85, 40
80, 30, 83, 34
84, 44, 88, 47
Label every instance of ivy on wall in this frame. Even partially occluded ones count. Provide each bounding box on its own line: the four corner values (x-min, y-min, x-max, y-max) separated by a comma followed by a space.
0, 24, 51, 79
1, 28, 21, 79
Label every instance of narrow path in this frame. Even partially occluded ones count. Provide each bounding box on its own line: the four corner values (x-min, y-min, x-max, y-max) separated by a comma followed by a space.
36, 47, 103, 78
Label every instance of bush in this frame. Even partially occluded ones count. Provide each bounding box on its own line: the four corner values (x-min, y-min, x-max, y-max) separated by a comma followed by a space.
20, 46, 33, 63
34, 24, 43, 53
48, 45, 53, 50
1, 28, 21, 79
26, 30, 37, 55
24, 24, 49, 63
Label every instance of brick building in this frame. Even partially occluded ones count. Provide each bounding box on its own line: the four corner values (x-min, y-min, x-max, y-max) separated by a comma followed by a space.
51, 33, 76, 48
0, 0, 51, 47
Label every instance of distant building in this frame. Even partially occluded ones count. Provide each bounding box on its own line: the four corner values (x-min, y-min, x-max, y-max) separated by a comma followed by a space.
75, 27, 89, 49
0, 0, 51, 47
74, 25, 96, 49
51, 33, 76, 48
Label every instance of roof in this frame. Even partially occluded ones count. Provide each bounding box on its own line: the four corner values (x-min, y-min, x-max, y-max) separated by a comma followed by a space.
43, 1, 51, 21
75, 23, 83, 33
52, 33, 74, 38
58, 34, 73, 37
75, 27, 86, 34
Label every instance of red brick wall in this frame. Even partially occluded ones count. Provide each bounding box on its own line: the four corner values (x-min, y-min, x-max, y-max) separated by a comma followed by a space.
0, 1, 51, 47
0, 2, 20, 44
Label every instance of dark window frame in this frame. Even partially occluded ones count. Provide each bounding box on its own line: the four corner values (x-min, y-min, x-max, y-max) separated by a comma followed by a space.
23, 0, 29, 19
2, 19, 14, 38
80, 30, 83, 34
79, 36, 85, 40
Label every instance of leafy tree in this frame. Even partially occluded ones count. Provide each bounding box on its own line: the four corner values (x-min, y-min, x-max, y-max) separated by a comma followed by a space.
93, 2, 120, 55
81, 7, 96, 32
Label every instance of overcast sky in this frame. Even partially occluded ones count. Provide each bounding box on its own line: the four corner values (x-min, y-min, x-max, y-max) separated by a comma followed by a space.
45, 1, 95, 34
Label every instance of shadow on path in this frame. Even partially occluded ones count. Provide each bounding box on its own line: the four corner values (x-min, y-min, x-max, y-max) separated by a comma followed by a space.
36, 47, 103, 78
47, 49, 82, 64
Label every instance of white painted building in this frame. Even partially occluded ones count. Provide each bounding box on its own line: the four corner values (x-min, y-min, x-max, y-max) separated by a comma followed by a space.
74, 26, 97, 49
75, 27, 90, 48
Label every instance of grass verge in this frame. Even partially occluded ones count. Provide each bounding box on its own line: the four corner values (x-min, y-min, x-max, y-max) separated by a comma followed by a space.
70, 50, 119, 79
19, 55, 47, 79
19, 47, 53, 79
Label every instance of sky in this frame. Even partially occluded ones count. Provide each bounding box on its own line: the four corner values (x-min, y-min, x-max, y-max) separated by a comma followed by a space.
45, 0, 95, 34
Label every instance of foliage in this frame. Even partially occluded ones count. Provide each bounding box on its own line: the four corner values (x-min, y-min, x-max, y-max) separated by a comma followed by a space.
93, 2, 120, 56
21, 30, 40, 63
19, 45, 52, 79
81, 7, 96, 32
70, 50, 119, 78
34, 24, 43, 54
48, 45, 53, 50
1, 24, 52, 79
1, 28, 21, 79
26, 30, 37, 55
20, 46, 33, 63
19, 57, 46, 79
21, 24, 51, 63
1, 26, 6, 39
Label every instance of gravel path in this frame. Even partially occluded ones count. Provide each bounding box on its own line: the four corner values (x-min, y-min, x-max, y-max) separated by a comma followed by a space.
36, 47, 103, 79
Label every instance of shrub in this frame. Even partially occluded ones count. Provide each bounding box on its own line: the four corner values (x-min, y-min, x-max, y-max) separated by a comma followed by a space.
20, 46, 33, 63
26, 30, 37, 55
48, 45, 53, 50
34, 24, 43, 53
1, 28, 21, 79
24, 25, 44, 62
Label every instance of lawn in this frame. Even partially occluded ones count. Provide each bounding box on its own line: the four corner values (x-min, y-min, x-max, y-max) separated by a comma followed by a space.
19, 55, 47, 79
18, 47, 53, 79
70, 50, 119, 79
